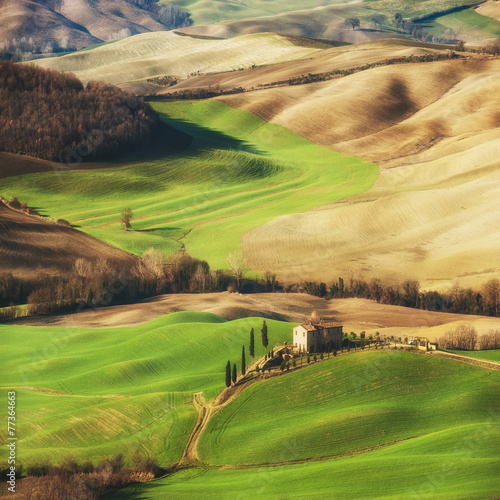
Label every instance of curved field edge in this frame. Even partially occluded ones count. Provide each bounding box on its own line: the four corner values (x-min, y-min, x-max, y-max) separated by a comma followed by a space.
109, 451, 500, 500
0, 100, 378, 270
0, 312, 293, 465
197, 350, 500, 466
446, 349, 500, 362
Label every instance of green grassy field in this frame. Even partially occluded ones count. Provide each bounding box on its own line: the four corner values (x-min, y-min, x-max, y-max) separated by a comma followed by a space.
165, 0, 482, 26
422, 8, 500, 39
112, 350, 500, 499
447, 349, 500, 362
199, 350, 500, 465
0, 312, 292, 465
0, 100, 377, 270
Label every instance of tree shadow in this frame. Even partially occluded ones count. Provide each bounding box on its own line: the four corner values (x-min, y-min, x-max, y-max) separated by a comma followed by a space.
157, 115, 267, 157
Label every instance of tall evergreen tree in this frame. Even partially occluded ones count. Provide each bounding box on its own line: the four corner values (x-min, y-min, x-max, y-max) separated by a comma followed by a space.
225, 360, 231, 387
232, 363, 237, 384
261, 320, 268, 352
242, 345, 246, 375
249, 328, 255, 357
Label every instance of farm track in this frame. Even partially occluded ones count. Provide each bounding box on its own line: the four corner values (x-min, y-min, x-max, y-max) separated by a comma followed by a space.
174, 345, 500, 474
428, 350, 500, 370
176, 346, 395, 472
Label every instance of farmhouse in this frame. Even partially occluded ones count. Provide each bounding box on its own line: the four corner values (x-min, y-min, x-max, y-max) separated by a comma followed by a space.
293, 322, 343, 353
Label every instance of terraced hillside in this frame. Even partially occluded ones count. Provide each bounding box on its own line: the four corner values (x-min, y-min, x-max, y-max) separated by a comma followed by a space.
0, 312, 291, 465
32, 32, 326, 85
113, 350, 500, 499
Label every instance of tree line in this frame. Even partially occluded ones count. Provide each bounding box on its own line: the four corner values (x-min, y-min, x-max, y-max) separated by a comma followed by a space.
0, 62, 161, 162
0, 252, 277, 320
393, 12, 457, 44
303, 276, 500, 318
1, 451, 162, 500
225, 321, 268, 387
286, 51, 460, 86
438, 325, 500, 351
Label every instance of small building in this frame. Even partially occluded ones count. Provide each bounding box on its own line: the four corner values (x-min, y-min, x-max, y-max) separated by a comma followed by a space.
293, 322, 343, 353
417, 338, 438, 351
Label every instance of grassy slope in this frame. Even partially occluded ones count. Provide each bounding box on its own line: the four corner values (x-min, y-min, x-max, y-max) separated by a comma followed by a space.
169, 0, 480, 26
199, 350, 499, 464
448, 349, 500, 362
0, 100, 377, 269
422, 8, 500, 39
113, 351, 500, 499
0, 312, 292, 465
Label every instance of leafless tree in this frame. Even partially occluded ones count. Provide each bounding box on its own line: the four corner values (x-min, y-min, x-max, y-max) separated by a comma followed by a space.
227, 252, 247, 291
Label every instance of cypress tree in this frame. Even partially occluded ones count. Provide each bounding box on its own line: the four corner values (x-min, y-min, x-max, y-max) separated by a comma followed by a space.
261, 320, 268, 352
225, 360, 231, 387
249, 328, 255, 357
232, 363, 237, 384
242, 345, 246, 375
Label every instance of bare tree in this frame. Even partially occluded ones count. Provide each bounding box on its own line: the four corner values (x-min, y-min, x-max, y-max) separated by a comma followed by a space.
227, 252, 247, 291
74, 258, 93, 277
482, 279, 500, 316
479, 330, 500, 350
439, 325, 477, 350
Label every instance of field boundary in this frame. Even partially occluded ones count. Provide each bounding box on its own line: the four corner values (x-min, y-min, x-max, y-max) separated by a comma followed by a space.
431, 350, 500, 370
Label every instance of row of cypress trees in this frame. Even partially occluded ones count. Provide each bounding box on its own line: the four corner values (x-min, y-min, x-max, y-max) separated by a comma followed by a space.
225, 321, 268, 387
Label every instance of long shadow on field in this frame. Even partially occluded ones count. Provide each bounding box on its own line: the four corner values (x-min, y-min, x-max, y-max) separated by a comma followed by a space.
0, 122, 193, 180
157, 115, 268, 157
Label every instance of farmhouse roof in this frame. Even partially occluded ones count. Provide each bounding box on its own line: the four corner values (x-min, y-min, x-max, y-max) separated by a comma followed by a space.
300, 322, 342, 331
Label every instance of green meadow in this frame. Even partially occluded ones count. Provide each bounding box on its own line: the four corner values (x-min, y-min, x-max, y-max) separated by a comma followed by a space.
422, 8, 500, 39
0, 100, 377, 270
166, 0, 483, 26
199, 350, 500, 465
113, 350, 500, 500
447, 349, 500, 362
0, 312, 292, 465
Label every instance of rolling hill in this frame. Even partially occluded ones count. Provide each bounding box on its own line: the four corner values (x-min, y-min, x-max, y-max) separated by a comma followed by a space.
0, 200, 139, 280
0, 312, 291, 465
0, 0, 169, 53
12, 293, 500, 344
113, 350, 500, 499
0, 100, 377, 267
4, 37, 499, 291
216, 56, 500, 290
32, 31, 327, 85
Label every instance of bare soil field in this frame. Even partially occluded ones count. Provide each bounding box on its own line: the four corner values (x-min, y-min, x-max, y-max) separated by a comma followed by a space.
0, 202, 138, 279
11, 293, 500, 342
476, 1, 500, 22
219, 58, 500, 290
